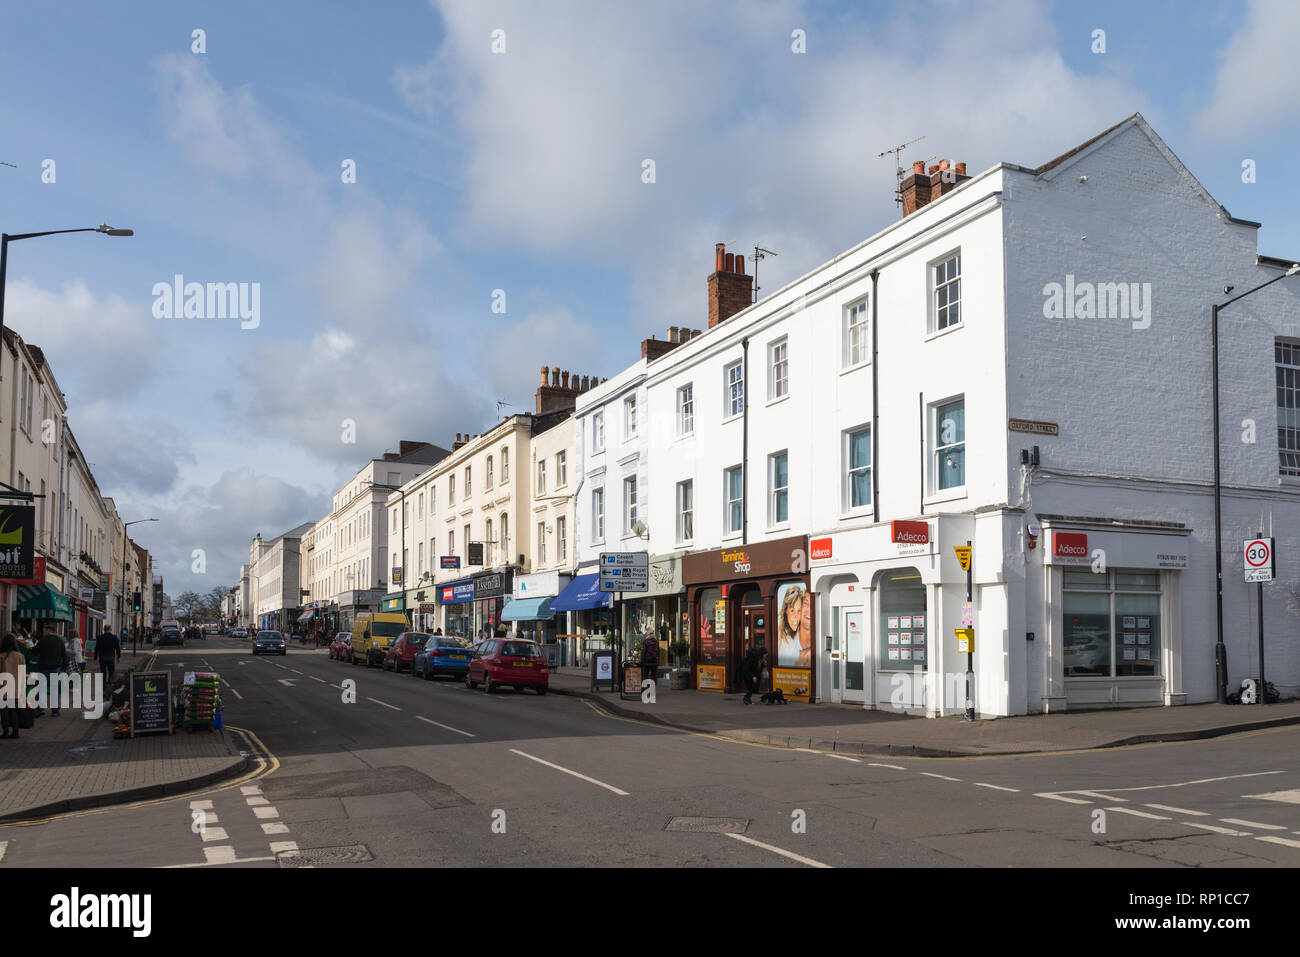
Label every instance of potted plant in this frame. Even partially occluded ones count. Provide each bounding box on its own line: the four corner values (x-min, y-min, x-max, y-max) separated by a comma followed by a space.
669, 638, 691, 690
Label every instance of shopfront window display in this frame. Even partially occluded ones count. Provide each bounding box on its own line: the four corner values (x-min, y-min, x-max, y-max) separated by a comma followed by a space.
1063, 569, 1160, 677
878, 569, 927, 670
775, 581, 812, 669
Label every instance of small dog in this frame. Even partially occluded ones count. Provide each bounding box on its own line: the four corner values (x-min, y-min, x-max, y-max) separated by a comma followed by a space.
760, 689, 787, 704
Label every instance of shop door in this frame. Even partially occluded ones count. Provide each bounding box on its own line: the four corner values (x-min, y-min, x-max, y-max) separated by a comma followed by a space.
742, 607, 768, 692
843, 609, 865, 704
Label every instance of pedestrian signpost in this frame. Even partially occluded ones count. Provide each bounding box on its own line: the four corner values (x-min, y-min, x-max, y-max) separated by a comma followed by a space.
600, 552, 648, 694
1243, 538, 1274, 705
955, 542, 974, 721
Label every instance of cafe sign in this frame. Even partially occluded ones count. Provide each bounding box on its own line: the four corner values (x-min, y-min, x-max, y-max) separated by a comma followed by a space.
0, 504, 36, 580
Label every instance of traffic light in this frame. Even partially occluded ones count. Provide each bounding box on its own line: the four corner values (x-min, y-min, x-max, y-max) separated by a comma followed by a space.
133, 590, 141, 612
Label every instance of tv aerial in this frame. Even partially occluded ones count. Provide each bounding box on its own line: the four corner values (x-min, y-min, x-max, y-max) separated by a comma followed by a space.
878, 135, 926, 208
752, 245, 778, 303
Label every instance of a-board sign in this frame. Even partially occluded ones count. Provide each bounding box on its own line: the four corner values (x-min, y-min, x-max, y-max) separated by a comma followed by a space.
129, 671, 173, 737
623, 666, 642, 696
590, 650, 616, 692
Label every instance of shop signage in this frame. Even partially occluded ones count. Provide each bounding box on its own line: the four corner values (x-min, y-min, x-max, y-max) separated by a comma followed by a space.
890, 521, 929, 544
810, 537, 833, 562
93, 590, 107, 612
440, 556, 461, 569
771, 667, 810, 702
78, 587, 94, 603
4, 555, 47, 586
391, 567, 403, 585
419, 603, 437, 615
622, 666, 642, 696
1008, 418, 1059, 436
1244, 538, 1274, 583
683, 535, 808, 584
438, 580, 475, 604
645, 557, 681, 597
513, 570, 567, 599
129, 671, 173, 737
98, 572, 111, 591
714, 600, 726, 634
1052, 531, 1091, 566
591, 651, 616, 691
468, 542, 484, 566
696, 664, 725, 692
0, 504, 36, 580
473, 572, 509, 599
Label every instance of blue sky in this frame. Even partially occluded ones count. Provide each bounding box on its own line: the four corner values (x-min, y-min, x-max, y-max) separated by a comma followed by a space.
2, 0, 1297, 596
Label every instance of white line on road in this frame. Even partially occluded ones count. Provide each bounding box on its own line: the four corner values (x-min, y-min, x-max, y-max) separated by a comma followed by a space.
290, 669, 304, 675
200, 827, 229, 842
920, 772, 961, 782
724, 833, 831, 868
415, 715, 475, 737
269, 841, 299, 855
261, 823, 289, 835
1034, 793, 1092, 805
867, 763, 906, 770
240, 785, 262, 796
202, 846, 237, 864
189, 800, 213, 810
1069, 790, 1128, 803
164, 855, 276, 869
311, 676, 327, 683
1257, 835, 1300, 849
1184, 822, 1252, 837
1243, 789, 1300, 804
1220, 818, 1287, 831
509, 749, 629, 795
252, 806, 280, 820
1106, 807, 1170, 820
1102, 771, 1284, 793
367, 697, 401, 711
822, 753, 860, 763
1145, 804, 1208, 816
0, 841, 7, 863
974, 783, 1020, 792
246, 796, 269, 807
226, 685, 244, 700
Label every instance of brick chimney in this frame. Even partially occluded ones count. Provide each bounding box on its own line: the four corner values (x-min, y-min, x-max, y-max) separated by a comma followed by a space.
708, 243, 753, 328
901, 158, 971, 216
452, 432, 467, 451
536, 363, 599, 414
641, 327, 683, 361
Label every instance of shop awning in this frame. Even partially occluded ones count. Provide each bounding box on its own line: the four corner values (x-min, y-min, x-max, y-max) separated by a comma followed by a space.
500, 596, 556, 622
296, 609, 315, 623
16, 583, 74, 622
550, 573, 610, 612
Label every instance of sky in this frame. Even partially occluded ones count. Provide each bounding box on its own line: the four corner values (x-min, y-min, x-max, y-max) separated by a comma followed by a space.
2, 0, 1298, 596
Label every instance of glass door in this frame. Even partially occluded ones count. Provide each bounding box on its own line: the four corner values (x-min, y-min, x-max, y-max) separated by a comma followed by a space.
828, 612, 842, 702
843, 609, 865, 703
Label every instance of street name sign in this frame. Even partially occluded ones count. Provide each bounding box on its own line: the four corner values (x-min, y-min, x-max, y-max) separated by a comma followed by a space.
599, 551, 649, 593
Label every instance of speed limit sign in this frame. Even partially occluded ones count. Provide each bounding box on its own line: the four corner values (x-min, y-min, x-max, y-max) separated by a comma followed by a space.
1244, 538, 1274, 582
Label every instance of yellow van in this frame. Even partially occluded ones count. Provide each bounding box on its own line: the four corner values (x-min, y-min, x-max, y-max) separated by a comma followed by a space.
351, 612, 408, 668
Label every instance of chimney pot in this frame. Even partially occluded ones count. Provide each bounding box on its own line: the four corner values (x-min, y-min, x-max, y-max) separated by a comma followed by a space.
725, 252, 735, 273
552, 368, 560, 387
715, 243, 725, 271
668, 325, 679, 342
912, 160, 925, 174
540, 364, 549, 386
928, 164, 940, 175
735, 254, 745, 275
955, 161, 967, 175
939, 158, 951, 171
561, 371, 570, 389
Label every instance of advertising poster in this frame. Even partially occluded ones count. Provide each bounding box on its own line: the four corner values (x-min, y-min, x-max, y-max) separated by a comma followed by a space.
901, 648, 912, 660
1137, 617, 1150, 629
913, 633, 925, 646
1123, 632, 1136, 645
1123, 616, 1136, 628
900, 632, 911, 645
1137, 647, 1151, 660
887, 616, 899, 629
888, 632, 898, 644
696, 664, 725, 691
0, 504, 36, 580
1138, 633, 1150, 645
771, 667, 811, 702
888, 647, 900, 660
775, 581, 812, 669
913, 615, 925, 628
1123, 648, 1136, 661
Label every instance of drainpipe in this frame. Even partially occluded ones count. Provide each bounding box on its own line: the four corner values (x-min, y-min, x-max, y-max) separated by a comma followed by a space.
742, 337, 750, 545
871, 270, 880, 523
918, 393, 925, 515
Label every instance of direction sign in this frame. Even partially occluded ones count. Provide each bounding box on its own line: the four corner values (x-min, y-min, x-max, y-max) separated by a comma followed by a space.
1244, 538, 1274, 583
599, 551, 649, 593
953, 546, 972, 571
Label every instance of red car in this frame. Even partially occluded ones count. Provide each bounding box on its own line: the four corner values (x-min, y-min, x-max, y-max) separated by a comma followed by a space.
384, 632, 429, 673
329, 632, 352, 662
465, 638, 549, 694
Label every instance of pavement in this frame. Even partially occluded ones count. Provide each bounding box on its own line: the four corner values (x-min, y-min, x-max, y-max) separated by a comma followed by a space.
545, 667, 1300, 757
0, 652, 250, 823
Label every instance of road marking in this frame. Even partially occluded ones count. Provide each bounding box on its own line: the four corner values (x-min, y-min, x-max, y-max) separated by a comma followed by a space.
200, 827, 229, 842
1101, 771, 1284, 793
920, 772, 961, 782
1256, 835, 1300, 849
246, 796, 269, 807
974, 783, 1020, 792
1220, 818, 1287, 831
203, 846, 237, 864
367, 698, 401, 711
311, 676, 327, 683
1034, 793, 1092, 805
509, 749, 629, 796
252, 806, 280, 819
724, 833, 831, 868
290, 669, 304, 675
823, 753, 860, 763
165, 855, 276, 869
1184, 822, 1252, 837
240, 785, 262, 796
277, 679, 297, 688
1243, 789, 1300, 804
189, 799, 213, 810
1069, 790, 1128, 803
261, 823, 289, 835
0, 841, 7, 863
867, 763, 906, 771
269, 841, 298, 855
1145, 804, 1208, 816
1106, 807, 1170, 820
415, 715, 475, 737
226, 685, 244, 700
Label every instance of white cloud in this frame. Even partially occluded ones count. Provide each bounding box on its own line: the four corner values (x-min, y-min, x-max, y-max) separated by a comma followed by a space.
1192, 0, 1300, 140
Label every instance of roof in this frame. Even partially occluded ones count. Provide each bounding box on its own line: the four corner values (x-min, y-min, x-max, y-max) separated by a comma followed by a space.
1034, 114, 1138, 175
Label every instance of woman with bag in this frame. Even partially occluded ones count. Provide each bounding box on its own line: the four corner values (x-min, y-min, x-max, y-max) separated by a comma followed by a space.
1, 634, 26, 738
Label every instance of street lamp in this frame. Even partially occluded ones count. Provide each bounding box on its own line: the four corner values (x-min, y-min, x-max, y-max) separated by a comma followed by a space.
121, 518, 158, 656
0, 224, 134, 346
1211, 263, 1300, 703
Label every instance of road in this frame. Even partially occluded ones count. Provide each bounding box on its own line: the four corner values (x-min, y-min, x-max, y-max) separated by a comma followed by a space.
4, 635, 1299, 868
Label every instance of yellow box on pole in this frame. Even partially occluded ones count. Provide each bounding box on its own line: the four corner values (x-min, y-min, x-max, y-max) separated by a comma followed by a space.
954, 627, 974, 654
953, 546, 972, 571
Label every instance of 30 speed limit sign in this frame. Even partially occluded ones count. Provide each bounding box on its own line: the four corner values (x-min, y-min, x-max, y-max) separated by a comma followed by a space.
1244, 538, 1274, 583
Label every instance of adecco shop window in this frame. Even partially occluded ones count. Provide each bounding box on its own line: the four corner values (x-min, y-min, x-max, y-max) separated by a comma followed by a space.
1062, 569, 1160, 677
879, 569, 926, 670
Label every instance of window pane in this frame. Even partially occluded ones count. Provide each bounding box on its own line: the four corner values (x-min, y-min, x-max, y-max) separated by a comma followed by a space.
938, 445, 964, 489
850, 429, 870, 469
851, 470, 871, 508
1063, 591, 1110, 676
1115, 594, 1159, 676
1063, 569, 1108, 590
1115, 572, 1160, 591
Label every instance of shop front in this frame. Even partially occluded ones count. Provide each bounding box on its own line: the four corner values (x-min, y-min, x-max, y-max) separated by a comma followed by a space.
683, 536, 811, 700
551, 571, 614, 666
381, 594, 406, 620
336, 588, 385, 635
404, 587, 438, 632
505, 570, 570, 654
438, 578, 475, 637
623, 552, 686, 676
471, 570, 513, 637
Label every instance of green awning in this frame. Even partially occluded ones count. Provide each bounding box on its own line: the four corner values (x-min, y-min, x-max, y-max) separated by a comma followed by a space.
500, 596, 556, 622
16, 583, 73, 622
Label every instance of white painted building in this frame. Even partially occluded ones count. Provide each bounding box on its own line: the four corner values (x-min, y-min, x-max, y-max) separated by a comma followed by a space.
632, 114, 1299, 716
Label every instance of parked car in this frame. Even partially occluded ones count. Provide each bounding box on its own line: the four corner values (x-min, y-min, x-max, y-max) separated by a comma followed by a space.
351, 612, 407, 668
384, 632, 429, 673
466, 638, 549, 694
231, 627, 247, 638
413, 635, 475, 680
158, 626, 183, 646
252, 630, 287, 656
329, 632, 352, 662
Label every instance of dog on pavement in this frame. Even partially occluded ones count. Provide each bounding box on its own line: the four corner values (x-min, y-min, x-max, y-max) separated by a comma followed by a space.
760, 689, 787, 704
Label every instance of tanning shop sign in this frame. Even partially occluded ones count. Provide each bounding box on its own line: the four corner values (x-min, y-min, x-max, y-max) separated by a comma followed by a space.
0, 505, 36, 580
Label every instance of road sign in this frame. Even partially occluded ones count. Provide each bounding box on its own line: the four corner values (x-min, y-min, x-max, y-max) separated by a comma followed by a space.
953, 546, 972, 571
954, 628, 974, 654
1244, 538, 1274, 583
599, 551, 649, 593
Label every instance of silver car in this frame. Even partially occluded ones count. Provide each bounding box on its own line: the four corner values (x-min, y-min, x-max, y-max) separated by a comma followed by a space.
253, 630, 287, 656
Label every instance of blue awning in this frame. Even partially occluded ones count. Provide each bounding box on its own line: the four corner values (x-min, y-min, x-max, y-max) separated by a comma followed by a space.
550, 573, 610, 612
500, 596, 556, 622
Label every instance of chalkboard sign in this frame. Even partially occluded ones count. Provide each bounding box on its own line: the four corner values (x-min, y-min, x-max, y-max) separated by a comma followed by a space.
129, 671, 173, 737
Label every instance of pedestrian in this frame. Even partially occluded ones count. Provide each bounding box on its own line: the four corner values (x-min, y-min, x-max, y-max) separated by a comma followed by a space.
641, 630, 660, 684
65, 632, 84, 675
1, 634, 25, 738
740, 645, 767, 705
35, 628, 68, 716
96, 628, 121, 688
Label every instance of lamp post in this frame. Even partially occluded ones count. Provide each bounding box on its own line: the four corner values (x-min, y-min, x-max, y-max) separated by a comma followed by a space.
1, 224, 134, 347
1212, 263, 1300, 703
120, 518, 158, 656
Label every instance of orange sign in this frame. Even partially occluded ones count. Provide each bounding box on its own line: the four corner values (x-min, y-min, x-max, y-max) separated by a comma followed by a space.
696, 664, 725, 692
771, 667, 811, 702
623, 667, 642, 694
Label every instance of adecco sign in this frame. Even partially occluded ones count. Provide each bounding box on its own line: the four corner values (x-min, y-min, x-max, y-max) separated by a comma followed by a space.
1052, 532, 1091, 566
1044, 527, 1189, 569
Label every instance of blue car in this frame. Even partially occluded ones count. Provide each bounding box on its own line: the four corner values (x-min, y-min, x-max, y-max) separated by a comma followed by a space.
413, 635, 475, 679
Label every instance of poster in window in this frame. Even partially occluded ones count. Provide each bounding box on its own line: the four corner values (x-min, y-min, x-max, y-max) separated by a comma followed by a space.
912, 614, 924, 628
1123, 647, 1136, 660
887, 616, 899, 629
901, 648, 912, 660
1138, 633, 1150, 645
1137, 647, 1151, 660
888, 647, 900, 660
775, 581, 812, 669
912, 633, 925, 646
900, 632, 911, 645
888, 633, 899, 644
1123, 632, 1136, 645
1137, 617, 1150, 629
1122, 616, 1136, 628
901, 616, 912, 628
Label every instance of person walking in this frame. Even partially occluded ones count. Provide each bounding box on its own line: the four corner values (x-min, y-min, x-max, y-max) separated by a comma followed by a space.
1, 634, 26, 738
65, 632, 84, 676
96, 628, 121, 687
640, 630, 660, 686
34, 629, 69, 716
740, 645, 767, 705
